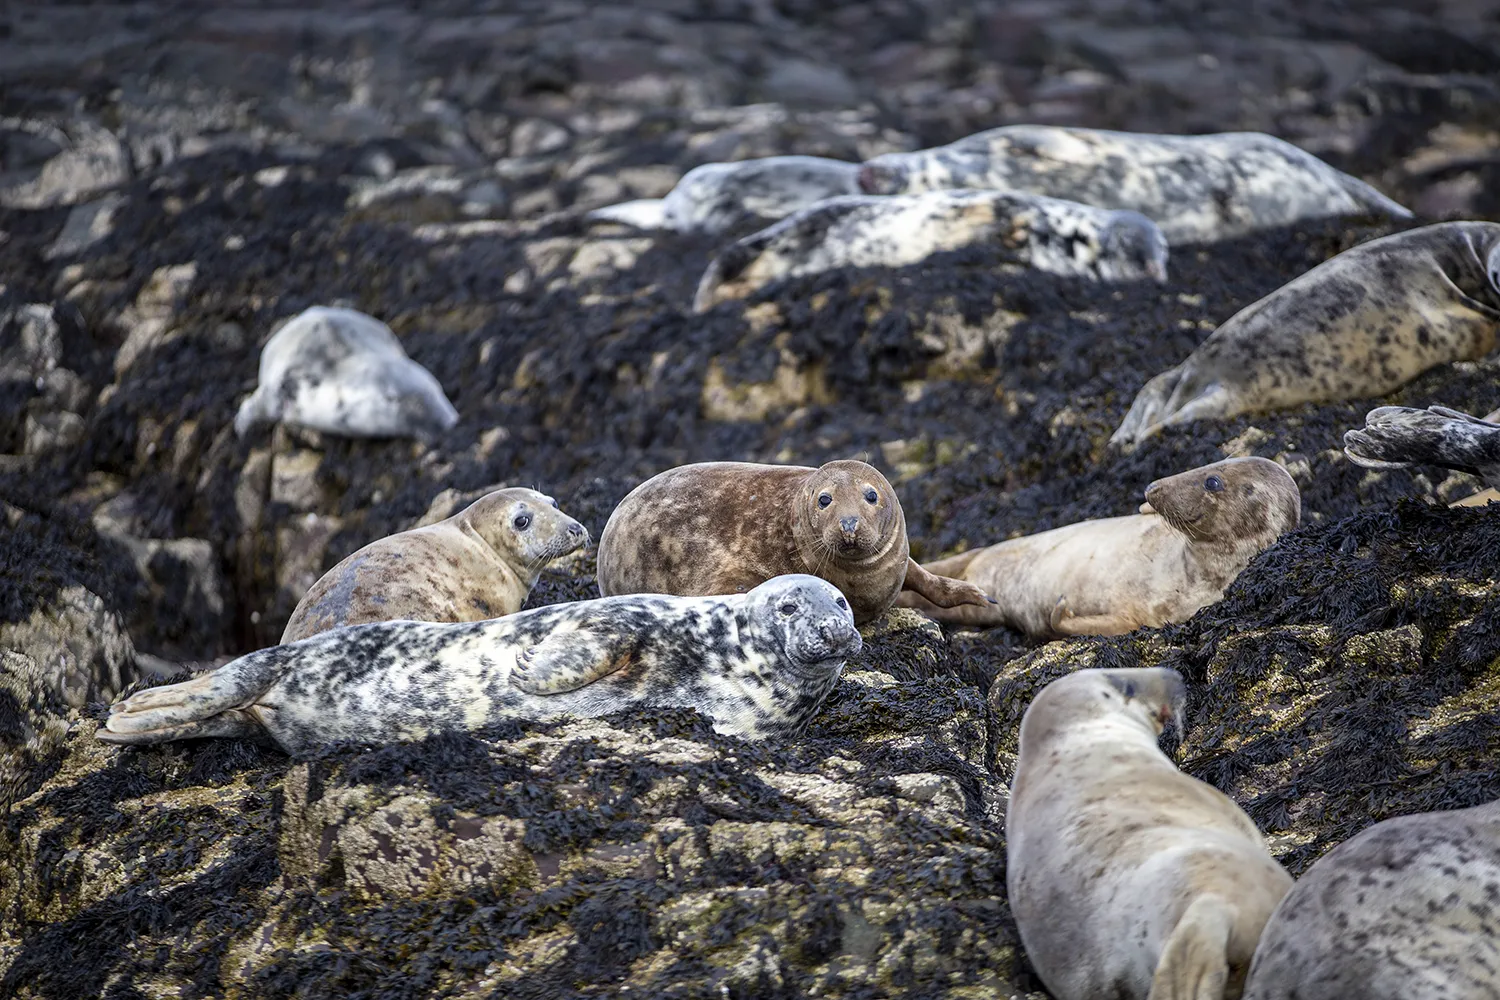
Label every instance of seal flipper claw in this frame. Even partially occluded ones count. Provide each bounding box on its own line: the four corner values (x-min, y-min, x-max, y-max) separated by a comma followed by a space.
1149, 894, 1234, 1000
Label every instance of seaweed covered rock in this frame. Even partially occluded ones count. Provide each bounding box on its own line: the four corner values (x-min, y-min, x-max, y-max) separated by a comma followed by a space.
990, 500, 1500, 875
0, 620, 1024, 999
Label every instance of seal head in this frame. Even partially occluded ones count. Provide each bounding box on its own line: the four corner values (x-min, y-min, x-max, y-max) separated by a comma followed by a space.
463, 487, 589, 572
742, 574, 862, 672
792, 460, 900, 563
1022, 667, 1187, 748
1141, 456, 1301, 543
1099, 210, 1170, 282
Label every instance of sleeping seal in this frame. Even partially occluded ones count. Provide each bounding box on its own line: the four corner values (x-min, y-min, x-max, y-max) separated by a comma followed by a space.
1112, 222, 1500, 446
897, 457, 1300, 636
586, 155, 860, 234
234, 306, 459, 441
98, 574, 861, 755
1008, 667, 1293, 1000
693, 189, 1167, 311
857, 125, 1412, 243
1243, 800, 1500, 1000
596, 459, 995, 625
281, 488, 588, 642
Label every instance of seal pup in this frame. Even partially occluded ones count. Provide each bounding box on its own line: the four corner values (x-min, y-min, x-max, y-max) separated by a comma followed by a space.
234, 306, 460, 441
1112, 222, 1500, 447
1008, 667, 1293, 1000
1243, 800, 1500, 1000
856, 125, 1412, 243
1344, 404, 1500, 491
97, 574, 861, 755
692, 189, 1167, 312
586, 155, 861, 234
898, 458, 1300, 636
281, 488, 589, 643
595, 459, 995, 626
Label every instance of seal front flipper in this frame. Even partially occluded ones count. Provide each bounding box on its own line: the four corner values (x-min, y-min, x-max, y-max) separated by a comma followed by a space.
511, 628, 639, 696
1150, 894, 1234, 1000
1111, 364, 1187, 447
98, 653, 289, 746
901, 557, 996, 609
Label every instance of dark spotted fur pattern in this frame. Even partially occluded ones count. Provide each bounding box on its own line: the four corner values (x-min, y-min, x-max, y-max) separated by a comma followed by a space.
1113, 222, 1500, 446
1243, 801, 1500, 999
1345, 405, 1500, 489
97, 575, 861, 755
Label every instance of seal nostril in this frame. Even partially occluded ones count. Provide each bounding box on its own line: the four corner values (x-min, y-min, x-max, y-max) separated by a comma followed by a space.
568, 524, 584, 537
839, 516, 859, 533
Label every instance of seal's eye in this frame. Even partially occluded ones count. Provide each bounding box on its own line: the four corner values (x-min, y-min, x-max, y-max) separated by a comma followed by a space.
835, 597, 848, 610
863, 488, 878, 504
513, 513, 532, 530
1204, 475, 1224, 493
818, 493, 833, 509
778, 602, 798, 616
550, 499, 560, 509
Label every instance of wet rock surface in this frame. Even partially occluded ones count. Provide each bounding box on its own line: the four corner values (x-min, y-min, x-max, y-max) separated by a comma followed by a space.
1, 1, 1498, 997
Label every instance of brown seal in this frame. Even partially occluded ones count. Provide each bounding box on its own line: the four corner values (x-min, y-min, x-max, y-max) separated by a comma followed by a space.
1007, 667, 1293, 1000
897, 457, 1300, 636
1112, 222, 1500, 446
595, 459, 995, 625
281, 487, 587, 642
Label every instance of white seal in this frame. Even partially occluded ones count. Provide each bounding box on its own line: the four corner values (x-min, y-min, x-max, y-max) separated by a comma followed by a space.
233, 306, 459, 440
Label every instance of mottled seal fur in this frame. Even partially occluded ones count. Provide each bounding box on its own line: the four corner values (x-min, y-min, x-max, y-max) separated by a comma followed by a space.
857, 125, 1412, 243
1243, 800, 1500, 1000
1008, 668, 1293, 1000
1345, 404, 1500, 495
586, 155, 860, 234
281, 488, 588, 643
596, 459, 995, 625
1112, 222, 1500, 446
898, 457, 1300, 636
692, 189, 1168, 312
98, 574, 860, 755
234, 305, 459, 440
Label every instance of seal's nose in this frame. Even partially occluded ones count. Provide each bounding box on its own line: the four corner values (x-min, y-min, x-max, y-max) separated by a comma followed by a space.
567, 523, 585, 538
839, 516, 859, 534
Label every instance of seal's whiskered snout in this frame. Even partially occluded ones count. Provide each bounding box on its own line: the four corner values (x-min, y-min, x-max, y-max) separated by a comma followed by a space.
839, 516, 859, 535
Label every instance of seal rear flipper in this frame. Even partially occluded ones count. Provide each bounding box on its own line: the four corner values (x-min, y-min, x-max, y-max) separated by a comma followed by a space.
585, 199, 671, 229
511, 628, 637, 696
1344, 405, 1500, 484
1335, 172, 1414, 221
97, 708, 266, 746
1111, 364, 1188, 447
1150, 894, 1234, 1000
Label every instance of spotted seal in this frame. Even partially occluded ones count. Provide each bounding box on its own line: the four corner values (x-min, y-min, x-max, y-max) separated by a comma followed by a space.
586, 155, 861, 234
98, 574, 860, 754
234, 305, 459, 441
692, 189, 1168, 312
1344, 404, 1500, 495
596, 459, 995, 625
1112, 222, 1500, 447
1008, 667, 1294, 1000
856, 125, 1413, 243
898, 457, 1300, 636
281, 488, 588, 643
1243, 800, 1500, 1000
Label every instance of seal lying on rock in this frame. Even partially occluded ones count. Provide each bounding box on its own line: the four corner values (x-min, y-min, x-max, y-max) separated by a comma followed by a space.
596, 459, 995, 625
586, 155, 860, 234
692, 189, 1168, 312
281, 488, 588, 643
1008, 667, 1293, 1000
1344, 404, 1500, 494
898, 457, 1300, 636
234, 306, 459, 441
98, 575, 860, 755
1243, 800, 1500, 1000
856, 125, 1412, 243
1112, 222, 1500, 447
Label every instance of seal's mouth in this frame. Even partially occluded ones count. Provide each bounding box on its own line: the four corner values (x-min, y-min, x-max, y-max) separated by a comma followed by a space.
791, 618, 862, 668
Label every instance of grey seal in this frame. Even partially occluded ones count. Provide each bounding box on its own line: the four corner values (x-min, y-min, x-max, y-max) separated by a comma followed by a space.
281, 488, 589, 643
97, 574, 861, 755
1344, 404, 1500, 491
897, 457, 1300, 636
586, 155, 860, 234
1243, 800, 1500, 1000
693, 189, 1168, 311
857, 125, 1412, 243
1113, 222, 1500, 446
234, 306, 459, 441
1008, 667, 1293, 1000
